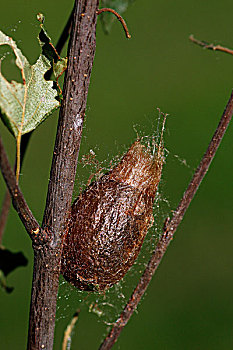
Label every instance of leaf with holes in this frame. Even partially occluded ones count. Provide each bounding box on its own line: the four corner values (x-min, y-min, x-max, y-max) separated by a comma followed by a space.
0, 29, 59, 138
100, 0, 135, 34
37, 13, 67, 83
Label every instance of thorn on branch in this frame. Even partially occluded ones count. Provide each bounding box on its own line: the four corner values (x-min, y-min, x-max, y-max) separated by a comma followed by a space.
189, 34, 233, 56
97, 8, 131, 39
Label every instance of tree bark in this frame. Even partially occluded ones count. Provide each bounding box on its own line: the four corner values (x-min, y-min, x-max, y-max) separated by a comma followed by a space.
27, 1, 99, 349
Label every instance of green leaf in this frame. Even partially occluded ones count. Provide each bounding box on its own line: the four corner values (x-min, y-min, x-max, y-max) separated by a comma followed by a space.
0, 29, 59, 138
53, 58, 68, 81
37, 13, 67, 81
100, 0, 135, 34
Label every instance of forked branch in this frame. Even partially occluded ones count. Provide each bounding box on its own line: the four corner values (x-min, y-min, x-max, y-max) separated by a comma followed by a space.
99, 91, 233, 350
0, 135, 47, 243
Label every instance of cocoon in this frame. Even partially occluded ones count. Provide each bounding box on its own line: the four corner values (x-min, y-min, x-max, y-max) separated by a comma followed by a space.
61, 139, 164, 292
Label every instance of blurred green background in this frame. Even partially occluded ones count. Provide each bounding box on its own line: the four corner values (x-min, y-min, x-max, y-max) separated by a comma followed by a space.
1, 0, 233, 349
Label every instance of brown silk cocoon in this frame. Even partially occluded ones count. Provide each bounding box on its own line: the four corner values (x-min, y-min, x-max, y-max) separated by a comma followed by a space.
61, 140, 164, 291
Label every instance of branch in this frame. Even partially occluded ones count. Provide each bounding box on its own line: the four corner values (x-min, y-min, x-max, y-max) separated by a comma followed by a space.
0, 191, 11, 244
27, 1, 99, 349
42, 0, 99, 234
0, 9, 73, 242
55, 9, 73, 55
0, 134, 42, 241
189, 35, 233, 56
99, 91, 233, 350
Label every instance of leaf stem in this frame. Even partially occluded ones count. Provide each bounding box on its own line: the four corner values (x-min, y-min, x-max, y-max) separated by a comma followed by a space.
0, 133, 31, 243
97, 8, 131, 38
99, 90, 233, 350
16, 45, 28, 182
0, 134, 43, 242
16, 133, 21, 182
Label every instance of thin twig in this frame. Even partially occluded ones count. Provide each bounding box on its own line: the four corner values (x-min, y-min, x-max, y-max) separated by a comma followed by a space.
62, 309, 80, 350
99, 90, 233, 350
56, 9, 74, 55
0, 135, 43, 242
97, 8, 131, 38
189, 35, 233, 56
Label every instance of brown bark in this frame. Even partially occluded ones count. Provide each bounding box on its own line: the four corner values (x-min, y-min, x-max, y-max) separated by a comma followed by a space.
26, 1, 99, 349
